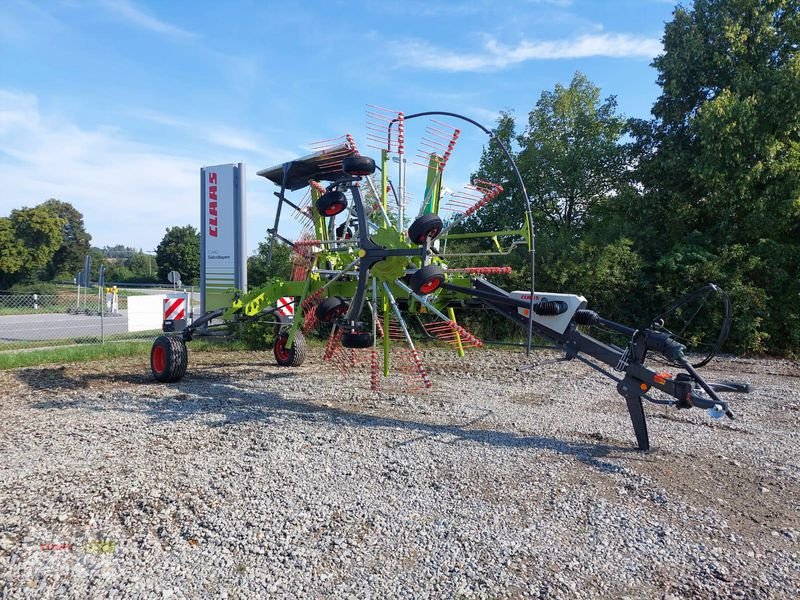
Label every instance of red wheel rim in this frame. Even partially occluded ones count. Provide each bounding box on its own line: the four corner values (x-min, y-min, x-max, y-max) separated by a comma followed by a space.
417, 227, 440, 243
152, 345, 166, 373
324, 203, 344, 216
323, 306, 346, 322
275, 336, 290, 361
419, 278, 441, 294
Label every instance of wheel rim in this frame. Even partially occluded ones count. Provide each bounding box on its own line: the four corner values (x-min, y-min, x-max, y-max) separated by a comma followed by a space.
275, 336, 290, 361
324, 203, 344, 216
322, 309, 343, 322
417, 227, 440, 243
152, 345, 166, 373
419, 278, 441, 294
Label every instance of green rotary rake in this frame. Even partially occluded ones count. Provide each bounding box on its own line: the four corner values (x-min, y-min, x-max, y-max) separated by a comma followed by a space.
150, 106, 750, 452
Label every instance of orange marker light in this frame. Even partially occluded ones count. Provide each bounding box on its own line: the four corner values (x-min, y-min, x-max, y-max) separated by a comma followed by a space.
640, 383, 649, 392
653, 372, 672, 385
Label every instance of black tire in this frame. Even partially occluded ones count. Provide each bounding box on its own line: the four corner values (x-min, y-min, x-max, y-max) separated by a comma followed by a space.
316, 297, 348, 322
410, 264, 445, 295
342, 155, 376, 176
274, 331, 307, 367
342, 331, 374, 349
316, 191, 348, 217
151, 335, 188, 382
335, 223, 353, 240
408, 214, 443, 244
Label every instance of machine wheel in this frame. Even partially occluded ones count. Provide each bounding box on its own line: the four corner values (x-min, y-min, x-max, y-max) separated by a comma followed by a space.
151, 335, 188, 382
408, 214, 443, 244
335, 223, 353, 240
274, 331, 307, 367
342, 155, 376, 176
316, 297, 348, 322
316, 191, 348, 217
342, 331, 374, 348
410, 264, 445, 294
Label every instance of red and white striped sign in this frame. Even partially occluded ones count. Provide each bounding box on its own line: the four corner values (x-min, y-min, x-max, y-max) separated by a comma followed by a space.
163, 297, 186, 321
276, 297, 294, 317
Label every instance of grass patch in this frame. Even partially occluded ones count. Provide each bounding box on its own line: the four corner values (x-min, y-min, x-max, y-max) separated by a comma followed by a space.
0, 341, 153, 370
0, 337, 246, 370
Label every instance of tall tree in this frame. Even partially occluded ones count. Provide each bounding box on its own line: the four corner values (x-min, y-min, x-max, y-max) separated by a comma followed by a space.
518, 72, 630, 233
465, 112, 522, 235
465, 74, 640, 313
630, 0, 800, 353
155, 225, 200, 285
0, 205, 65, 287
40, 199, 92, 280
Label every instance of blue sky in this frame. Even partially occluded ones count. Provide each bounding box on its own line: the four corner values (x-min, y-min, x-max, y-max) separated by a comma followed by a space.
0, 0, 677, 255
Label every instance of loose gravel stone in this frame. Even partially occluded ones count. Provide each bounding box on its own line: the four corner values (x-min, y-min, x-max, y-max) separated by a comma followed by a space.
0, 349, 798, 598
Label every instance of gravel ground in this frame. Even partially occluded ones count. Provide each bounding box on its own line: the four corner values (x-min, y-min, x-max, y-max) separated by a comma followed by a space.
0, 345, 798, 598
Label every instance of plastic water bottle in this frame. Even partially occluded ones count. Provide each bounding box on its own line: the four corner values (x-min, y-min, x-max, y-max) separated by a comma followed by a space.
707, 404, 725, 419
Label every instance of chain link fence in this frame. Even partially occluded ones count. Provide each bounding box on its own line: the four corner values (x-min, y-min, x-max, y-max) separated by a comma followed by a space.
0, 287, 200, 351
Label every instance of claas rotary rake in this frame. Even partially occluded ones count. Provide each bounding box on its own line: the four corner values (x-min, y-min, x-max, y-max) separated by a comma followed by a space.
149, 107, 751, 451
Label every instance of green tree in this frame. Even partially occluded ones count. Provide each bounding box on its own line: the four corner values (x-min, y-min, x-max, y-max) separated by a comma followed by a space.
155, 225, 200, 285
40, 199, 92, 280
247, 240, 292, 289
0, 205, 65, 287
464, 112, 522, 235
0, 217, 25, 281
126, 251, 157, 281
518, 72, 630, 233
466, 74, 639, 315
630, 0, 800, 354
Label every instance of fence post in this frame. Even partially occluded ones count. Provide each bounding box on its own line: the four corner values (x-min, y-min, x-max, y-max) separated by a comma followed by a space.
99, 265, 105, 344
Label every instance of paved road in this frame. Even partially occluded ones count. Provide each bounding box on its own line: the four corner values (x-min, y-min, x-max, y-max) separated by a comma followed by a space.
0, 311, 135, 342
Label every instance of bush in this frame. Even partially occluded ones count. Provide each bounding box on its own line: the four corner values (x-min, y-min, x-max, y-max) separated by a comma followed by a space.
7, 281, 64, 295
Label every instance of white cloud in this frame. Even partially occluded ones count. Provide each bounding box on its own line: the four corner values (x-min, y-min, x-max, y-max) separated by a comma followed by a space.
99, 0, 196, 40
0, 90, 294, 253
0, 90, 199, 251
389, 33, 662, 72
133, 109, 265, 153
0, 0, 65, 42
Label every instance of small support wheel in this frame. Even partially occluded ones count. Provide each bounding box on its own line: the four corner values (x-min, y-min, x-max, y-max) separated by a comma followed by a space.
342, 331, 374, 348
342, 156, 376, 176
316, 191, 348, 217
316, 297, 348, 322
274, 331, 307, 367
335, 223, 353, 240
408, 214, 443, 244
410, 264, 445, 294
151, 335, 188, 382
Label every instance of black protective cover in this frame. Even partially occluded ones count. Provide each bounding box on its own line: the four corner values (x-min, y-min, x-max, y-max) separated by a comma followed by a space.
256, 144, 354, 191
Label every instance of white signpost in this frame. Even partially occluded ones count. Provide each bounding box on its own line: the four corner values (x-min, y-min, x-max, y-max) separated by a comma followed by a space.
200, 163, 247, 315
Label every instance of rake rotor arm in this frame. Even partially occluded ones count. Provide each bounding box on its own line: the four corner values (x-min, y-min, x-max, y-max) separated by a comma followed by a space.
441, 276, 744, 450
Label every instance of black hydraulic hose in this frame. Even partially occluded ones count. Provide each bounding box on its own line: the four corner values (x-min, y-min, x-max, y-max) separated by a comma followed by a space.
389, 111, 537, 355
